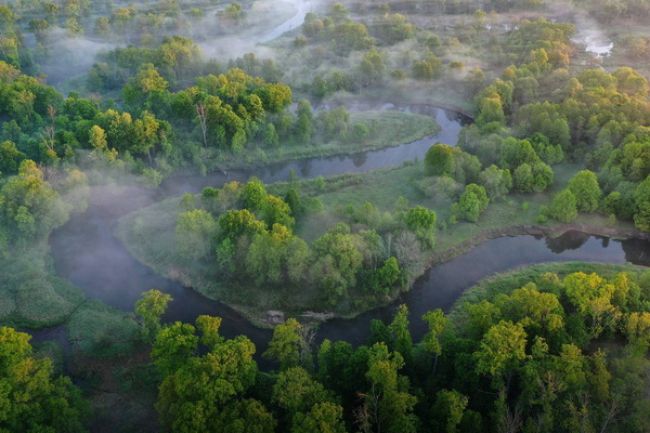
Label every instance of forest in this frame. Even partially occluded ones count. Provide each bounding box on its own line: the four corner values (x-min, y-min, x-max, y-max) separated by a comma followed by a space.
0, 0, 649, 432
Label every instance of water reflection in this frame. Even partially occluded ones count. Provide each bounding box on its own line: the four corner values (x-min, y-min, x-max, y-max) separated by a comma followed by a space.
316, 233, 649, 347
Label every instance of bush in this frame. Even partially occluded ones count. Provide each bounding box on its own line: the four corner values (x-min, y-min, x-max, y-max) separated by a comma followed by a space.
567, 170, 601, 212
453, 184, 489, 223
547, 189, 577, 223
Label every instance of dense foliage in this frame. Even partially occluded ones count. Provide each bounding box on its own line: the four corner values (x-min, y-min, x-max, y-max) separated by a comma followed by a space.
137, 266, 650, 433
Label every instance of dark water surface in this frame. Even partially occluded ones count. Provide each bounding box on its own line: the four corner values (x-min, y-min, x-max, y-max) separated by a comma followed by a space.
36, 106, 650, 353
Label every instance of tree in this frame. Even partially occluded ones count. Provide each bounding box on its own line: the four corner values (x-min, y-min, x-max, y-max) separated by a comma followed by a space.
479, 165, 512, 199
454, 184, 489, 223
0, 140, 24, 175
425, 143, 455, 177
123, 63, 168, 108
241, 177, 268, 210
563, 272, 620, 337
364, 343, 418, 433
388, 305, 413, 361
421, 309, 448, 357
312, 224, 364, 303
0, 327, 89, 433
291, 402, 347, 433
500, 138, 539, 169
261, 195, 294, 229
359, 49, 385, 86
513, 163, 534, 192
475, 320, 527, 379
272, 367, 329, 413
135, 289, 172, 341
214, 399, 276, 433
404, 206, 437, 248
625, 312, 650, 351
431, 389, 469, 433
531, 161, 554, 192
547, 189, 577, 223
152, 322, 199, 376
294, 100, 314, 143
156, 335, 259, 432
264, 318, 304, 369
412, 53, 442, 80
633, 176, 650, 231
176, 209, 217, 261
370, 257, 402, 296
567, 170, 601, 212
0, 160, 69, 241
196, 315, 223, 349
89, 124, 117, 161
218, 209, 266, 243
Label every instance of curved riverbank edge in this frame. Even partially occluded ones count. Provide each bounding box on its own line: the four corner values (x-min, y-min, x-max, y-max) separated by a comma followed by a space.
169, 109, 445, 176
116, 216, 650, 330
446, 261, 648, 324
306, 222, 650, 325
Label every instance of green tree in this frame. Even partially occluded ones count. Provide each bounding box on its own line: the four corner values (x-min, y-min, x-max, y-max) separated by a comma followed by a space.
264, 318, 304, 369
431, 389, 469, 433
293, 99, 314, 144
475, 320, 527, 378
359, 48, 385, 86
312, 224, 364, 304
241, 177, 268, 210
633, 175, 650, 231
214, 399, 276, 433
152, 322, 199, 376
404, 206, 437, 248
513, 163, 534, 192
388, 304, 413, 361
0, 327, 89, 433
567, 170, 601, 212
261, 195, 294, 229
479, 165, 512, 199
421, 309, 448, 357
0, 140, 24, 175
563, 272, 620, 337
454, 184, 489, 223
135, 289, 172, 342
364, 343, 418, 433
176, 209, 217, 261
0, 160, 69, 241
291, 402, 347, 433
272, 367, 329, 413
218, 209, 266, 243
547, 189, 578, 223
425, 143, 455, 177
156, 335, 258, 432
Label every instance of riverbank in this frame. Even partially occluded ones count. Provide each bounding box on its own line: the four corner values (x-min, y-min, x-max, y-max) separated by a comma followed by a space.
199, 110, 441, 172
116, 160, 650, 328
447, 261, 649, 323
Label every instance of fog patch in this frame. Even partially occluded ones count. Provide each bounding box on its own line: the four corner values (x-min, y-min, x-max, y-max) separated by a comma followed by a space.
38, 27, 119, 86
197, 0, 316, 60
571, 11, 614, 58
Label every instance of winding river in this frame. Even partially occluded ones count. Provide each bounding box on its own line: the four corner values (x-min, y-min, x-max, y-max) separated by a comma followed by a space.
36, 104, 650, 354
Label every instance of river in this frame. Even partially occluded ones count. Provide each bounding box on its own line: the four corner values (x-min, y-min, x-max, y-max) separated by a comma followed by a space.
37, 104, 650, 354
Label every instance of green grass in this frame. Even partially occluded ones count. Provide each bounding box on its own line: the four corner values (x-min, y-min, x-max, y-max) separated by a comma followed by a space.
0, 245, 86, 328
67, 301, 141, 357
